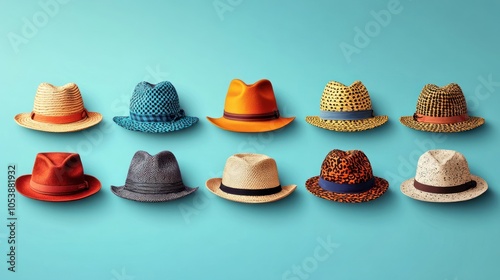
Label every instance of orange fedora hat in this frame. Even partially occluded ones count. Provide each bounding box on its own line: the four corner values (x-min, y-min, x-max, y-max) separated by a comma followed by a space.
207, 79, 295, 132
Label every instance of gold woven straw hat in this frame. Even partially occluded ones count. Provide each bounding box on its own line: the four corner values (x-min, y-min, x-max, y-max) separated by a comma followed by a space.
206, 153, 296, 203
400, 83, 484, 132
400, 150, 487, 203
14, 83, 102, 132
305, 81, 388, 132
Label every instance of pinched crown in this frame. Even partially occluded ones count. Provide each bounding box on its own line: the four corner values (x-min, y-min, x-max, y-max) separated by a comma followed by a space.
223, 79, 279, 115
129, 81, 182, 115
221, 154, 280, 190
126, 150, 183, 184
320, 81, 373, 112
416, 83, 468, 117
31, 153, 85, 186
320, 150, 374, 184
415, 150, 472, 187
33, 83, 85, 116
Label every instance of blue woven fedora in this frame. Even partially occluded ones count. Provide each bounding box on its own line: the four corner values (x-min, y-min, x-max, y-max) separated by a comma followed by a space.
113, 81, 198, 133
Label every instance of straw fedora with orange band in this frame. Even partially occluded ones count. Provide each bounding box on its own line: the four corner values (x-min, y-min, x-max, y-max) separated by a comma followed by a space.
16, 152, 101, 202
14, 83, 102, 132
400, 83, 484, 132
206, 79, 295, 132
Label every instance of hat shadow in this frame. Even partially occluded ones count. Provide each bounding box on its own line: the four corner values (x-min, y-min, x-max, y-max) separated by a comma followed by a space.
309, 185, 399, 216
19, 189, 109, 223
404, 187, 497, 229
209, 187, 306, 225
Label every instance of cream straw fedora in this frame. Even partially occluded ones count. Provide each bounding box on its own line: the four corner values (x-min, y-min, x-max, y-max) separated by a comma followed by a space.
400, 150, 487, 202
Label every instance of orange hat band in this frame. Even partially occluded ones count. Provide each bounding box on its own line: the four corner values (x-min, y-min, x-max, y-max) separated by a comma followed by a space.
30, 109, 88, 124
413, 113, 468, 124
29, 179, 89, 195
223, 110, 280, 122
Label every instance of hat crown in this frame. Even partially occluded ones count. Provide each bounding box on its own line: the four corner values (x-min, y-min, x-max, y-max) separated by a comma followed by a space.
129, 81, 182, 115
31, 153, 85, 187
415, 150, 472, 187
320, 81, 373, 112
320, 150, 374, 184
33, 83, 85, 116
221, 154, 280, 190
126, 150, 183, 184
223, 79, 279, 115
416, 83, 468, 117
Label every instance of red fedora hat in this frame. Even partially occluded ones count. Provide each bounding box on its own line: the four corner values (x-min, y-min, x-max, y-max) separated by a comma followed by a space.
16, 153, 101, 202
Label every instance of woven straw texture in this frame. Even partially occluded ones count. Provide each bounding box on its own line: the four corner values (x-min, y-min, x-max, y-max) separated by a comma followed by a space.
111, 150, 197, 202
306, 81, 388, 132
400, 83, 484, 132
400, 150, 488, 202
113, 81, 198, 133
306, 150, 388, 203
206, 79, 295, 133
14, 83, 102, 132
206, 153, 296, 203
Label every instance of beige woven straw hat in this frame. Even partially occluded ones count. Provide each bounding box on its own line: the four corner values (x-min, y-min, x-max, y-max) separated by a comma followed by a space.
206, 153, 296, 203
400, 83, 484, 132
14, 83, 102, 132
305, 81, 388, 132
400, 150, 487, 203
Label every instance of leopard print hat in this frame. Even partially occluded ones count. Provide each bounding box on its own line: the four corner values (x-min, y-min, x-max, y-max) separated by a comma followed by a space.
306, 149, 389, 203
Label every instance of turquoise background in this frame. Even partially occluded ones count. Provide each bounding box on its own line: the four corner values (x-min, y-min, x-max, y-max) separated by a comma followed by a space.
1, 0, 499, 279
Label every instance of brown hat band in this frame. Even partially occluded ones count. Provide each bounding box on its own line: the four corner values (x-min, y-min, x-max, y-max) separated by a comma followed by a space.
414, 179, 477, 194
31, 109, 88, 124
30, 180, 89, 195
413, 113, 468, 124
223, 110, 280, 122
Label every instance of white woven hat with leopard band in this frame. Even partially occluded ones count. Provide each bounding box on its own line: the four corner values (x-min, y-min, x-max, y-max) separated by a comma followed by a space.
14, 82, 102, 132
305, 80, 388, 132
206, 153, 296, 203
400, 149, 487, 203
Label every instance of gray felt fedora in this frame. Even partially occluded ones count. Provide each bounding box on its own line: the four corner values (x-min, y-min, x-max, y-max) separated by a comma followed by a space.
111, 150, 197, 202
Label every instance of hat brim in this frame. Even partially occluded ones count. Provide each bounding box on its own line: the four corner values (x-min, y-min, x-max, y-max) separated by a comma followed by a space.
305, 176, 389, 203
206, 116, 295, 133
15, 174, 101, 202
206, 178, 296, 203
111, 185, 198, 202
305, 116, 388, 132
400, 175, 487, 203
14, 112, 102, 133
113, 116, 198, 133
399, 116, 484, 133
